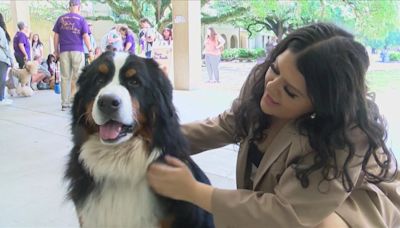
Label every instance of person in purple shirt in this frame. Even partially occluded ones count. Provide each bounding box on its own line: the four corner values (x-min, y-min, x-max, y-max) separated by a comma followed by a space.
13, 21, 30, 69
53, 0, 93, 111
120, 26, 136, 55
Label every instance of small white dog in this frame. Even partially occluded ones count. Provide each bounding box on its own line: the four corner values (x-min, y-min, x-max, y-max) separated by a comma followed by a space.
6, 61, 38, 97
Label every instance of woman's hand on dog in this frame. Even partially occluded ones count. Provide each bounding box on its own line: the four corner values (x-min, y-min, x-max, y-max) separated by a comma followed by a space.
147, 155, 214, 212
147, 155, 196, 201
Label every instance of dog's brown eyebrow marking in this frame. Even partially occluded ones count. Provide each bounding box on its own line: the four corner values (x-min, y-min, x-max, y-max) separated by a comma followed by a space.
125, 68, 136, 78
98, 64, 109, 74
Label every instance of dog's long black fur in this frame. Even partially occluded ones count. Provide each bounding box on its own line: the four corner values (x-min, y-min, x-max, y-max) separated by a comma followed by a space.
65, 52, 214, 228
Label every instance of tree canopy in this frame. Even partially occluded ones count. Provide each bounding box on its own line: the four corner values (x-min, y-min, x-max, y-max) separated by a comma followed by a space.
202, 0, 400, 45
27, 0, 172, 33
23, 0, 400, 47
83, 0, 172, 33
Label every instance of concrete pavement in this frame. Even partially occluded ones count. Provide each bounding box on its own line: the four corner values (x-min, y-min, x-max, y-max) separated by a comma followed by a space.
0, 86, 240, 227
1, 60, 399, 227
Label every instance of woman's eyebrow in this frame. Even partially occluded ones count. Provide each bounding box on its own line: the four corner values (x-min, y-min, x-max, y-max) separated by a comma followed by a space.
276, 59, 305, 96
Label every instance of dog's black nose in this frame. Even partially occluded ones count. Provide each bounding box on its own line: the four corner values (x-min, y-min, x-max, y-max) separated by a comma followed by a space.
97, 94, 121, 114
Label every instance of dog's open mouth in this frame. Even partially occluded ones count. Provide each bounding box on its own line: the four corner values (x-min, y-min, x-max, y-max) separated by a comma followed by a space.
99, 120, 133, 142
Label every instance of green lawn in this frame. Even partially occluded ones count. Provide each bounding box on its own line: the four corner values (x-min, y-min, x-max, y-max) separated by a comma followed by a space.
366, 69, 400, 93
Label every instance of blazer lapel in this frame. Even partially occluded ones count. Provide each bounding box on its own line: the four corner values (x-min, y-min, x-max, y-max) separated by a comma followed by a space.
236, 140, 250, 188
253, 121, 296, 188
236, 125, 257, 189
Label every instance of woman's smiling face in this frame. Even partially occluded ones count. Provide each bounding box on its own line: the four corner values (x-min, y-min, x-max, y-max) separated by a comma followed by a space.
260, 50, 314, 121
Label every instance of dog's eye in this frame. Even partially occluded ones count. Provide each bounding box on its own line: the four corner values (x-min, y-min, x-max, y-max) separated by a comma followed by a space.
96, 77, 106, 85
127, 79, 140, 87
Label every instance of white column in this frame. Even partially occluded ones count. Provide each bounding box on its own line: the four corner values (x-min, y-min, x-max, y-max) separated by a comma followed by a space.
10, 0, 31, 33
171, 0, 201, 90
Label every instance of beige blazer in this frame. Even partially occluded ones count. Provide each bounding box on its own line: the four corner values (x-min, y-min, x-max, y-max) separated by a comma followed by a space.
182, 72, 400, 228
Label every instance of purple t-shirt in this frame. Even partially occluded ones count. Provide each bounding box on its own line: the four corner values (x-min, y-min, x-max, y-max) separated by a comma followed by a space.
53, 13, 89, 53
124, 33, 135, 54
13, 31, 31, 60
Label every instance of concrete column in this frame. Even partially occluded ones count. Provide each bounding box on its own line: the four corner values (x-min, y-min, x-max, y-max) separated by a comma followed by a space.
171, 0, 201, 90
10, 0, 31, 35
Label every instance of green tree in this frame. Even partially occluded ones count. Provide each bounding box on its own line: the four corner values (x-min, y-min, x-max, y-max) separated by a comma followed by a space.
89, 0, 172, 33
27, 0, 400, 44
0, 3, 11, 23
202, 0, 320, 41
343, 0, 399, 40
202, 0, 400, 43
29, 1, 69, 22
201, 0, 250, 25
29, 0, 172, 33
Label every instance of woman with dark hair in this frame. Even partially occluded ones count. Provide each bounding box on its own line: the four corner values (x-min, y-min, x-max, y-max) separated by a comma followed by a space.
45, 54, 58, 89
153, 27, 173, 76
148, 23, 399, 227
31, 33, 44, 61
0, 13, 13, 105
161, 27, 173, 46
31, 54, 56, 90
44, 54, 56, 76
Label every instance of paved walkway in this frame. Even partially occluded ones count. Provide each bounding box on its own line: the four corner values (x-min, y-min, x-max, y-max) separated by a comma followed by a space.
0, 80, 241, 227
0, 59, 399, 227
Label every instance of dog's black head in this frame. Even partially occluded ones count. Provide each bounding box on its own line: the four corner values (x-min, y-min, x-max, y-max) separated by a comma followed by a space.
72, 51, 186, 156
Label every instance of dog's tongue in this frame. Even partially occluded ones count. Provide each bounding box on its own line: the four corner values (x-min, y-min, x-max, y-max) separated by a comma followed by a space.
99, 121, 123, 140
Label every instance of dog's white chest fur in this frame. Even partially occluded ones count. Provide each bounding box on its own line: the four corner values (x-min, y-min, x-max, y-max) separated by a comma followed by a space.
78, 136, 163, 227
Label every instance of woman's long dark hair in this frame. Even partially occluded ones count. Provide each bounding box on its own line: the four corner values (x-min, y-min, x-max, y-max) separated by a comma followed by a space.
31, 34, 43, 48
234, 22, 397, 192
162, 28, 173, 45
46, 54, 56, 75
0, 13, 10, 42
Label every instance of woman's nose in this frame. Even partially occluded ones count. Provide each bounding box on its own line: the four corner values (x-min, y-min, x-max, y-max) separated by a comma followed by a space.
266, 76, 281, 94
267, 74, 280, 86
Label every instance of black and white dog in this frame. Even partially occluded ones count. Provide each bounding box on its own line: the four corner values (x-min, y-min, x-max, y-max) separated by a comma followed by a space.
65, 51, 214, 228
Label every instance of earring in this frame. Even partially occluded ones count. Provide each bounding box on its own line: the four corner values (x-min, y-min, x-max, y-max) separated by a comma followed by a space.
310, 113, 316, 119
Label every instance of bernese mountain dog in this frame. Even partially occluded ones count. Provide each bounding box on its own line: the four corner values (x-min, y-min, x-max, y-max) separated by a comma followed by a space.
65, 51, 214, 228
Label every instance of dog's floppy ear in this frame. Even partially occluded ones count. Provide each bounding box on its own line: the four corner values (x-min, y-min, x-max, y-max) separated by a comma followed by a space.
144, 58, 169, 78
24, 62, 32, 71
143, 58, 189, 158
24, 61, 38, 73
145, 58, 174, 117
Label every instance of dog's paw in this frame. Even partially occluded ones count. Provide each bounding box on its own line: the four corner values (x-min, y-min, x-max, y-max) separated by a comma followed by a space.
18, 86, 34, 97
7, 88, 17, 97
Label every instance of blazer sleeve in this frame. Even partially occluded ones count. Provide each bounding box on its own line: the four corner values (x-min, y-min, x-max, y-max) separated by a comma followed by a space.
211, 128, 369, 228
182, 67, 260, 154
181, 110, 236, 154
